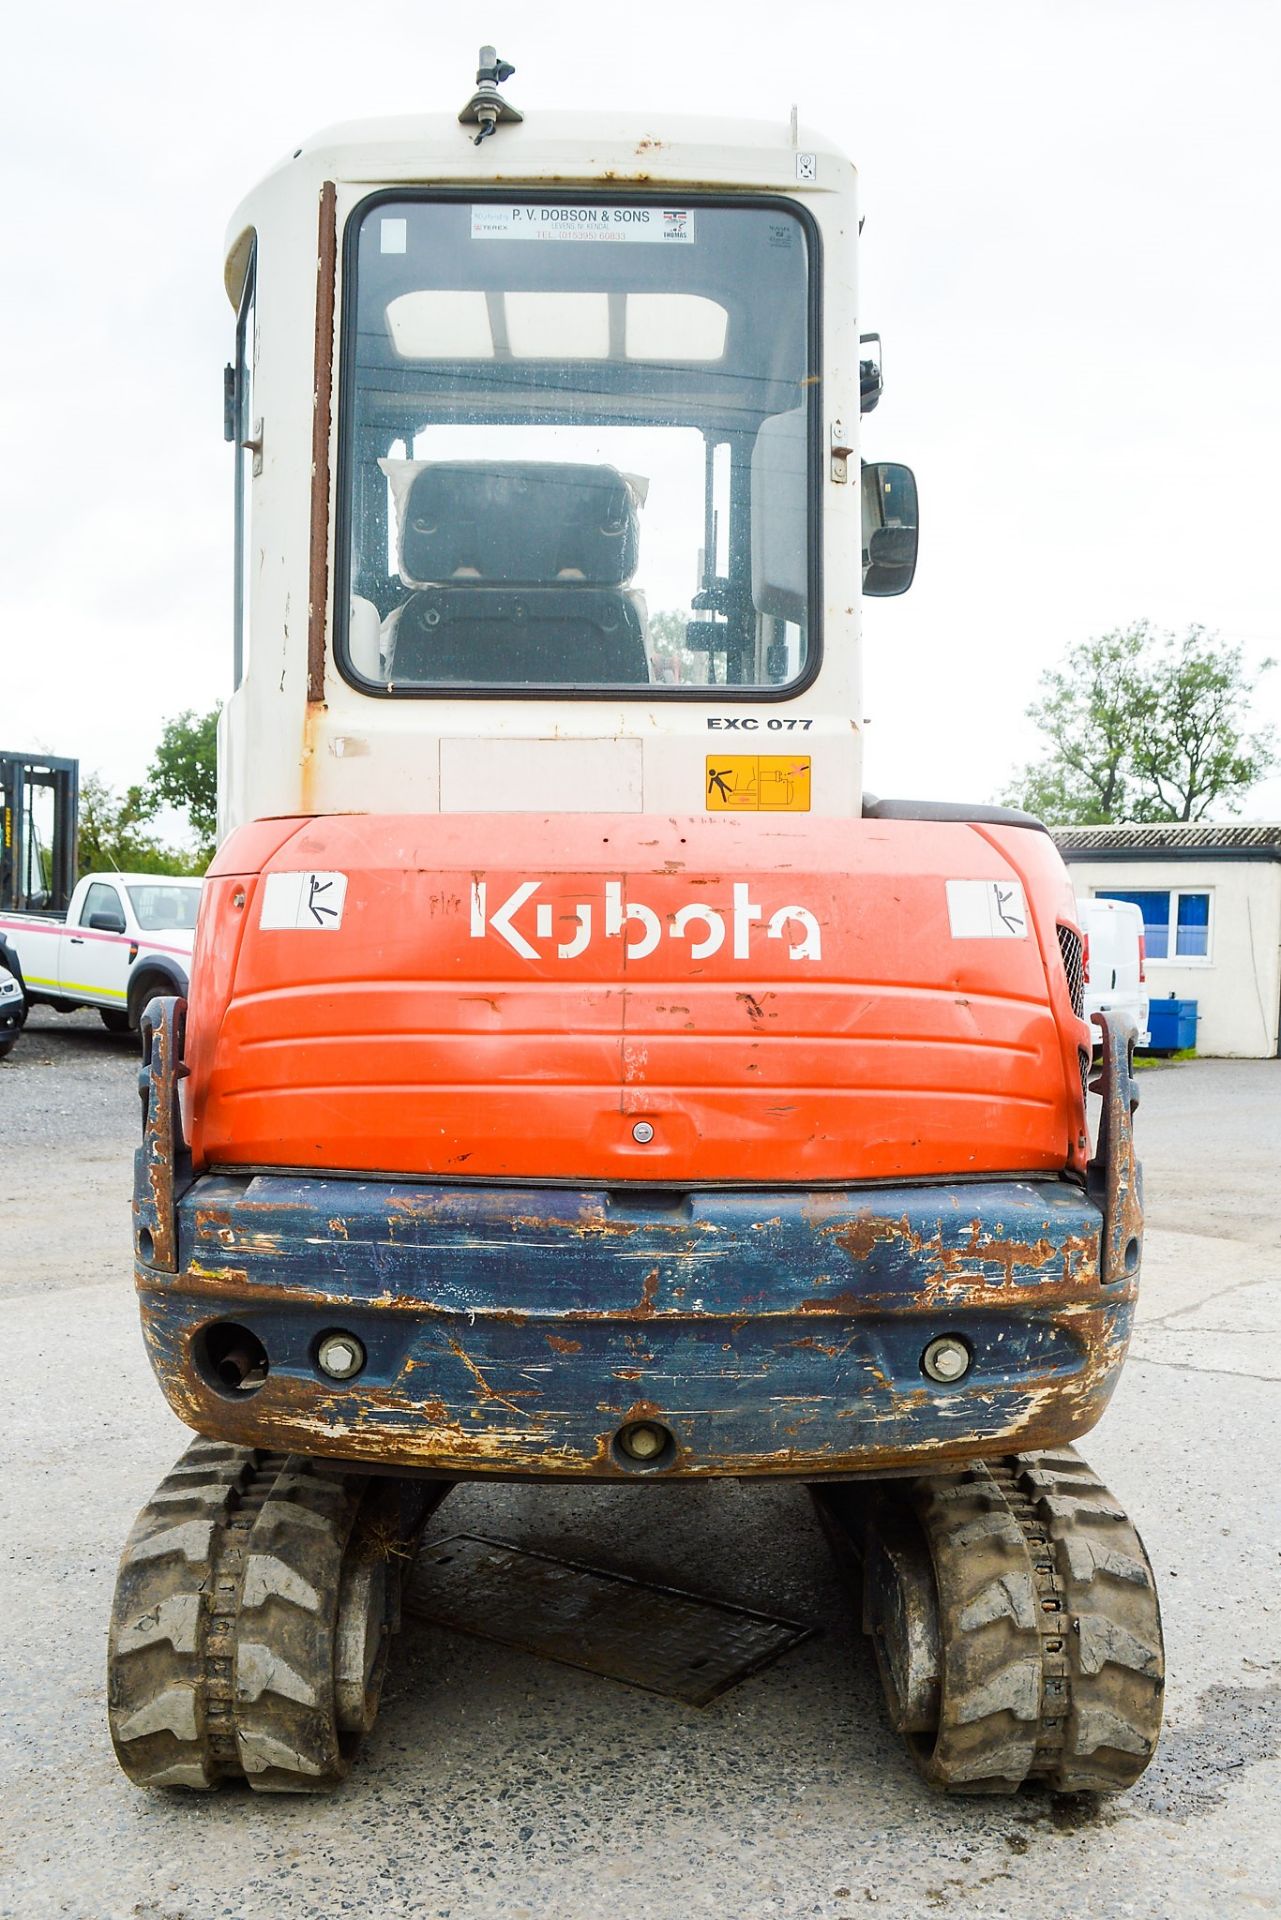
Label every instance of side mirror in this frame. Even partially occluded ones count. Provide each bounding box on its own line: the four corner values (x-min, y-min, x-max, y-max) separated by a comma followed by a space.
89, 911, 127, 934
862, 461, 919, 597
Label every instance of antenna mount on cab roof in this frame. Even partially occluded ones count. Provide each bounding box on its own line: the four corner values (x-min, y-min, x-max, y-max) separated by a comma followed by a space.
458, 46, 522, 146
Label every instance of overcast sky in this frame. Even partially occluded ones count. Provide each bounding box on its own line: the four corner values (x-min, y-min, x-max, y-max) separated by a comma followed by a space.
3, 0, 1278, 826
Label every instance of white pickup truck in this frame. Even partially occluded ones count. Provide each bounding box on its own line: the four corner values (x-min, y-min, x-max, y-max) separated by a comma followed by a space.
0, 871, 201, 1034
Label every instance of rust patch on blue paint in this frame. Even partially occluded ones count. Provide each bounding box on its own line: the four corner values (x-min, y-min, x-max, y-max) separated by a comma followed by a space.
133, 1004, 1144, 1484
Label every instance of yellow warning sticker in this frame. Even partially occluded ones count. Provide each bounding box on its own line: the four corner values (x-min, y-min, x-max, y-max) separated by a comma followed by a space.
705, 755, 811, 812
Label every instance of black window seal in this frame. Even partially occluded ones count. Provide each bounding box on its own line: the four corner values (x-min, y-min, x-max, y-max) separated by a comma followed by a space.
232, 237, 258, 691
332, 186, 823, 705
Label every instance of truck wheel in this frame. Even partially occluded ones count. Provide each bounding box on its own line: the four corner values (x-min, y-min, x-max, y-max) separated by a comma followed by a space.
100, 1009, 132, 1035
0, 1037, 15, 1060
127, 976, 170, 1032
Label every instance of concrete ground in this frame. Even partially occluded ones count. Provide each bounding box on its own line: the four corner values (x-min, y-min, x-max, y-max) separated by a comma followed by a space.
0, 1010, 1278, 1920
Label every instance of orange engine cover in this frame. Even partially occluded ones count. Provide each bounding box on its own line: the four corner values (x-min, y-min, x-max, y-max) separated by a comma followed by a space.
184, 813, 1090, 1186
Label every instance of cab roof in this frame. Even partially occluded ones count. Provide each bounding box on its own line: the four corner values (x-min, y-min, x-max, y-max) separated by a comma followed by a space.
224, 110, 855, 302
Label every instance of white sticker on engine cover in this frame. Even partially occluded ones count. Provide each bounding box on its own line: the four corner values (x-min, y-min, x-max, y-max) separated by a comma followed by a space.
259, 871, 348, 931
946, 878, 1028, 939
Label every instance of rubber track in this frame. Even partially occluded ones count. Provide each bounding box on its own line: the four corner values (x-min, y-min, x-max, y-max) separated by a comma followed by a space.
1012, 1447, 1164, 1791
906, 1447, 1164, 1794
231, 1460, 361, 1790
108, 1441, 433, 1792
907, 1470, 1044, 1791
108, 1441, 266, 1788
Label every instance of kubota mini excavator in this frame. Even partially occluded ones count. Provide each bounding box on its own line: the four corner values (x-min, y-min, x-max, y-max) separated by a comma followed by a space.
108, 51, 1162, 1796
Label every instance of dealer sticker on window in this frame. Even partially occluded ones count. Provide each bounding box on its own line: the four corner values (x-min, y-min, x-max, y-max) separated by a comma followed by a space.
471, 205, 696, 244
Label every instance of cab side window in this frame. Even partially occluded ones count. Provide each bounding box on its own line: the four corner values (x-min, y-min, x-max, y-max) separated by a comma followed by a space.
232, 248, 257, 688
81, 882, 125, 930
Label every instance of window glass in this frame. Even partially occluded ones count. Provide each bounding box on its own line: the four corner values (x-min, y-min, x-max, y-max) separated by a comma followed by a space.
126, 883, 202, 932
81, 882, 123, 927
1099, 890, 1170, 959
1097, 888, 1212, 961
233, 254, 257, 688
339, 197, 814, 695
1175, 891, 1210, 957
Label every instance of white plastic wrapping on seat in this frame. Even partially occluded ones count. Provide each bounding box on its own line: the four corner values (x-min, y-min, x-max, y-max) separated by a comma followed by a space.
751, 407, 807, 622
348, 596, 383, 679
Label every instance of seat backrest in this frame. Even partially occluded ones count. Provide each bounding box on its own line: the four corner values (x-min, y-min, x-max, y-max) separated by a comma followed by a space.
382, 459, 641, 588
387, 585, 648, 686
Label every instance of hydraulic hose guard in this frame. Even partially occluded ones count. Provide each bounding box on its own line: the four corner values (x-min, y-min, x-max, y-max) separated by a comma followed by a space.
1088, 1009, 1143, 1283
134, 997, 192, 1273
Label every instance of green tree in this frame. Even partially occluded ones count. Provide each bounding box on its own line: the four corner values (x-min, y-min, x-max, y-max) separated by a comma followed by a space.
647, 609, 708, 686
1128, 626, 1275, 821
147, 707, 219, 862
76, 773, 200, 876
1004, 623, 1275, 825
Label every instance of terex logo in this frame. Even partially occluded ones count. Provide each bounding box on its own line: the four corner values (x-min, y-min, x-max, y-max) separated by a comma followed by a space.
470, 880, 823, 963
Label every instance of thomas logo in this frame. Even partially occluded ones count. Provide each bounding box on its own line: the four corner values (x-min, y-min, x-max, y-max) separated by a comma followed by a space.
470, 880, 822, 963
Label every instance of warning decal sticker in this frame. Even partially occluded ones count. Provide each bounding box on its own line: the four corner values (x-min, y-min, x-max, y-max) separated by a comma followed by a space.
705, 756, 811, 813
945, 879, 1028, 939
471, 205, 696, 244
259, 871, 348, 931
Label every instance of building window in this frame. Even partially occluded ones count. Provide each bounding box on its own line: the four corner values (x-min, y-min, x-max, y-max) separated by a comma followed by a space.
1096, 889, 1211, 961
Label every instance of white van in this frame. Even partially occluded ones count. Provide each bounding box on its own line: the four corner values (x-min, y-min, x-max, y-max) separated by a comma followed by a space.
1076, 896, 1150, 1047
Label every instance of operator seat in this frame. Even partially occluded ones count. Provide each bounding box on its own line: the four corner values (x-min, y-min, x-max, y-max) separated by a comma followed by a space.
381, 461, 649, 686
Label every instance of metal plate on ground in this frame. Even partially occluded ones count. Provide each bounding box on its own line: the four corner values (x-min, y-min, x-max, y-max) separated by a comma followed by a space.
405, 1533, 814, 1706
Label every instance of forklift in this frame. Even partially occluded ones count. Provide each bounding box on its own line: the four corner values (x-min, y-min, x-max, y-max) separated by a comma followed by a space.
0, 751, 78, 917
108, 53, 1162, 1796
0, 751, 79, 1052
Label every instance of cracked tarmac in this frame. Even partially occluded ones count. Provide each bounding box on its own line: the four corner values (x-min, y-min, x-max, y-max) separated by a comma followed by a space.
1, 1014, 1278, 1920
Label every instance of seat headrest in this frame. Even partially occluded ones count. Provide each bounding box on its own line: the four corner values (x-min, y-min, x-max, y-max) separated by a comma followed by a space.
380, 459, 641, 588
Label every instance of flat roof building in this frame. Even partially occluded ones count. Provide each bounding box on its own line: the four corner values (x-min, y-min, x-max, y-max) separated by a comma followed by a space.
1054, 823, 1281, 1058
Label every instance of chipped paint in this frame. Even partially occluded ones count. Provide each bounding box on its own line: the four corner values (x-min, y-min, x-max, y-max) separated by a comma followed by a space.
136, 1166, 1137, 1481
1089, 1010, 1145, 1283
133, 999, 193, 1272
132, 1002, 1144, 1483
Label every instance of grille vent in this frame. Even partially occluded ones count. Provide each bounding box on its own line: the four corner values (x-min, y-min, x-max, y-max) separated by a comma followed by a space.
1057, 924, 1085, 1020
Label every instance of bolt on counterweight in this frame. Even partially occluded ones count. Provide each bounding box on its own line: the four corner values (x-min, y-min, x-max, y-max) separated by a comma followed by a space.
618, 1422, 668, 1461
317, 1332, 366, 1380
921, 1336, 971, 1384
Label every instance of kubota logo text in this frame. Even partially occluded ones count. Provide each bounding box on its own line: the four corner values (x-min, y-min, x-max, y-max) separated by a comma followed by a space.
470, 880, 822, 963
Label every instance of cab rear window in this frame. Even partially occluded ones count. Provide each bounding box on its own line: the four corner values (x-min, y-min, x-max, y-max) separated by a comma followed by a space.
337, 195, 817, 698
